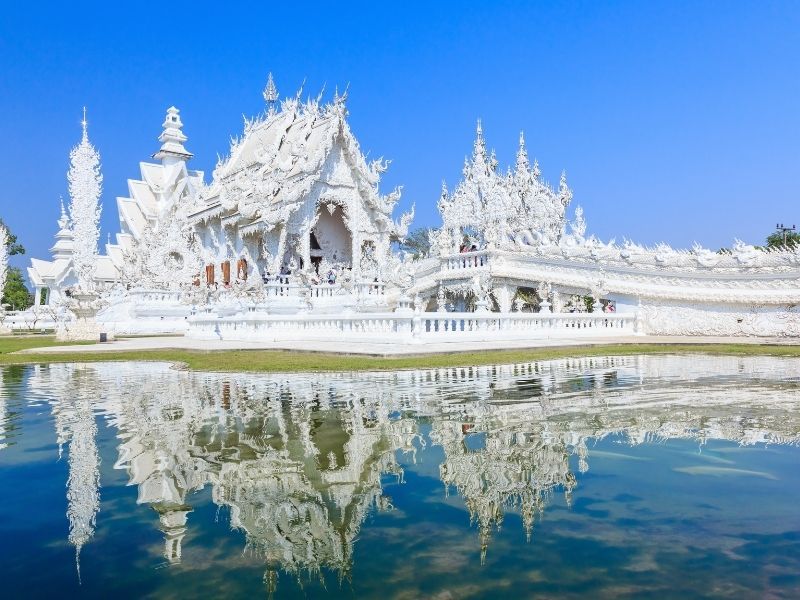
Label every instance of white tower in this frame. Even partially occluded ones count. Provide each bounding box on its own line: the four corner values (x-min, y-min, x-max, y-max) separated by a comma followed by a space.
67, 108, 103, 290
153, 107, 193, 166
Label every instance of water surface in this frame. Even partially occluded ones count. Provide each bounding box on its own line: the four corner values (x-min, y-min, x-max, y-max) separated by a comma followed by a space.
1, 355, 799, 598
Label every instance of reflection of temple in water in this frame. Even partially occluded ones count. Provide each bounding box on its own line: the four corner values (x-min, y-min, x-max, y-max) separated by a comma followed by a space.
17, 354, 800, 587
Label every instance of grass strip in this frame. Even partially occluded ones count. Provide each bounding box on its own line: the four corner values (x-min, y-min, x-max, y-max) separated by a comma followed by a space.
2, 336, 799, 373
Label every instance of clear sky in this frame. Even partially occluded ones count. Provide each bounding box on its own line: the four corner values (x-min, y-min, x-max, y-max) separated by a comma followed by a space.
1, 1, 798, 272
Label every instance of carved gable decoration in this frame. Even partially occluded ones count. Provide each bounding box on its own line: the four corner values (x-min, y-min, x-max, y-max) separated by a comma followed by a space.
191, 91, 412, 242
320, 144, 358, 189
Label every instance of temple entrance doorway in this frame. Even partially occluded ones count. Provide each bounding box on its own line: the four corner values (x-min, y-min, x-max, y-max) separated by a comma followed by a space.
310, 204, 352, 272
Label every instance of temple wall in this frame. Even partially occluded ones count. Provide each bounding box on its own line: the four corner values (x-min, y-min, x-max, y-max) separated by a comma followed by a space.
640, 301, 800, 337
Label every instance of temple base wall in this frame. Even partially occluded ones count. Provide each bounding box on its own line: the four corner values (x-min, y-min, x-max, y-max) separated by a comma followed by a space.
640, 301, 800, 337
96, 290, 191, 335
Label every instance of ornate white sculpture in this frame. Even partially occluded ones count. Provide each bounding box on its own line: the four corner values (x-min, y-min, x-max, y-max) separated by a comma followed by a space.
436, 122, 578, 255
67, 108, 103, 290
53, 109, 108, 340
536, 281, 552, 313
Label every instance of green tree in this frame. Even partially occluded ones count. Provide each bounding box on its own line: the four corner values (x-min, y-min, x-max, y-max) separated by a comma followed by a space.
766, 227, 800, 250
398, 227, 432, 258
0, 218, 25, 255
1, 221, 31, 310
2, 267, 32, 310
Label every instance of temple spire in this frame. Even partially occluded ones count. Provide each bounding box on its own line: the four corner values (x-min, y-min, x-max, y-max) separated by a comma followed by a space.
153, 107, 193, 165
473, 119, 487, 161
58, 196, 69, 229
515, 130, 530, 173
51, 195, 74, 260
67, 110, 102, 288
263, 72, 278, 113
80, 107, 88, 143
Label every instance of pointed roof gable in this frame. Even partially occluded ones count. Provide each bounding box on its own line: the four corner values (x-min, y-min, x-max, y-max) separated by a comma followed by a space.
192, 91, 404, 231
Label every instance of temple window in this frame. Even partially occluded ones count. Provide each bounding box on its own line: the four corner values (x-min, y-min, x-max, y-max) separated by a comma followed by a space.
221, 260, 231, 285
236, 258, 248, 281
205, 264, 215, 286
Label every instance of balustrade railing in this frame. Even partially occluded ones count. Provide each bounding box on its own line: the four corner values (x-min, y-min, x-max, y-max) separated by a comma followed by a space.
128, 289, 183, 303
444, 250, 489, 271
418, 312, 634, 336
355, 281, 386, 296
189, 309, 638, 341
310, 284, 338, 298
264, 282, 300, 297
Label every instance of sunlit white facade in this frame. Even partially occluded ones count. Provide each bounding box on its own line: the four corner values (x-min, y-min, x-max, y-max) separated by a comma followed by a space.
20, 75, 800, 340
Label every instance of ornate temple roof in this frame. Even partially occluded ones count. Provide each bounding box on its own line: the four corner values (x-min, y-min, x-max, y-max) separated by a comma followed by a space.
190, 80, 407, 236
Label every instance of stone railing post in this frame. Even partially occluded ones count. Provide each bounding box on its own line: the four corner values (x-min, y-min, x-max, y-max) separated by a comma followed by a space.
412, 313, 422, 339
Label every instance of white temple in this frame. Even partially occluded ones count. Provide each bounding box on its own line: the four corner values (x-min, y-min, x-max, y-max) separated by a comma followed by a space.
21, 75, 800, 340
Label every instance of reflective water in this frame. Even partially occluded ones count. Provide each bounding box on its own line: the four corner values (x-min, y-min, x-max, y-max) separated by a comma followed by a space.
1, 356, 799, 598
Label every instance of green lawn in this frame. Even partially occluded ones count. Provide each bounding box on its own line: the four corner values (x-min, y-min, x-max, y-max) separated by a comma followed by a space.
1, 335, 799, 373
0, 335, 80, 354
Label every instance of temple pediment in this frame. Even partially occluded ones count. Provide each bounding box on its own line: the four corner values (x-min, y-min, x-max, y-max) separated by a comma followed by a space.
320, 144, 358, 189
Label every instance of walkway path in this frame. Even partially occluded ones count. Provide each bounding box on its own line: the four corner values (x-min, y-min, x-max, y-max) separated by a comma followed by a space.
16, 335, 800, 357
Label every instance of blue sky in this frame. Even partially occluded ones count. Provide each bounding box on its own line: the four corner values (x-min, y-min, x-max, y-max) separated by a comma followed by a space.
1, 1, 798, 271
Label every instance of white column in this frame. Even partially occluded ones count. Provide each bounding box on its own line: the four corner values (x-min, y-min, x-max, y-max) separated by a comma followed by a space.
34, 287, 42, 306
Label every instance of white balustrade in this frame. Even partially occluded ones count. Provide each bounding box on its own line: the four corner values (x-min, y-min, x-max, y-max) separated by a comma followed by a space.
264, 282, 300, 297
310, 284, 338, 298
128, 289, 184, 304
355, 281, 386, 296
188, 309, 638, 342
444, 250, 489, 271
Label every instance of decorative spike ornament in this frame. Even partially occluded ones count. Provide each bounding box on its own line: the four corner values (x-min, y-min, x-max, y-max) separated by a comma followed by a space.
516, 131, 529, 172
67, 108, 103, 290
558, 170, 573, 209
263, 72, 278, 113
58, 196, 69, 229
473, 119, 487, 160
